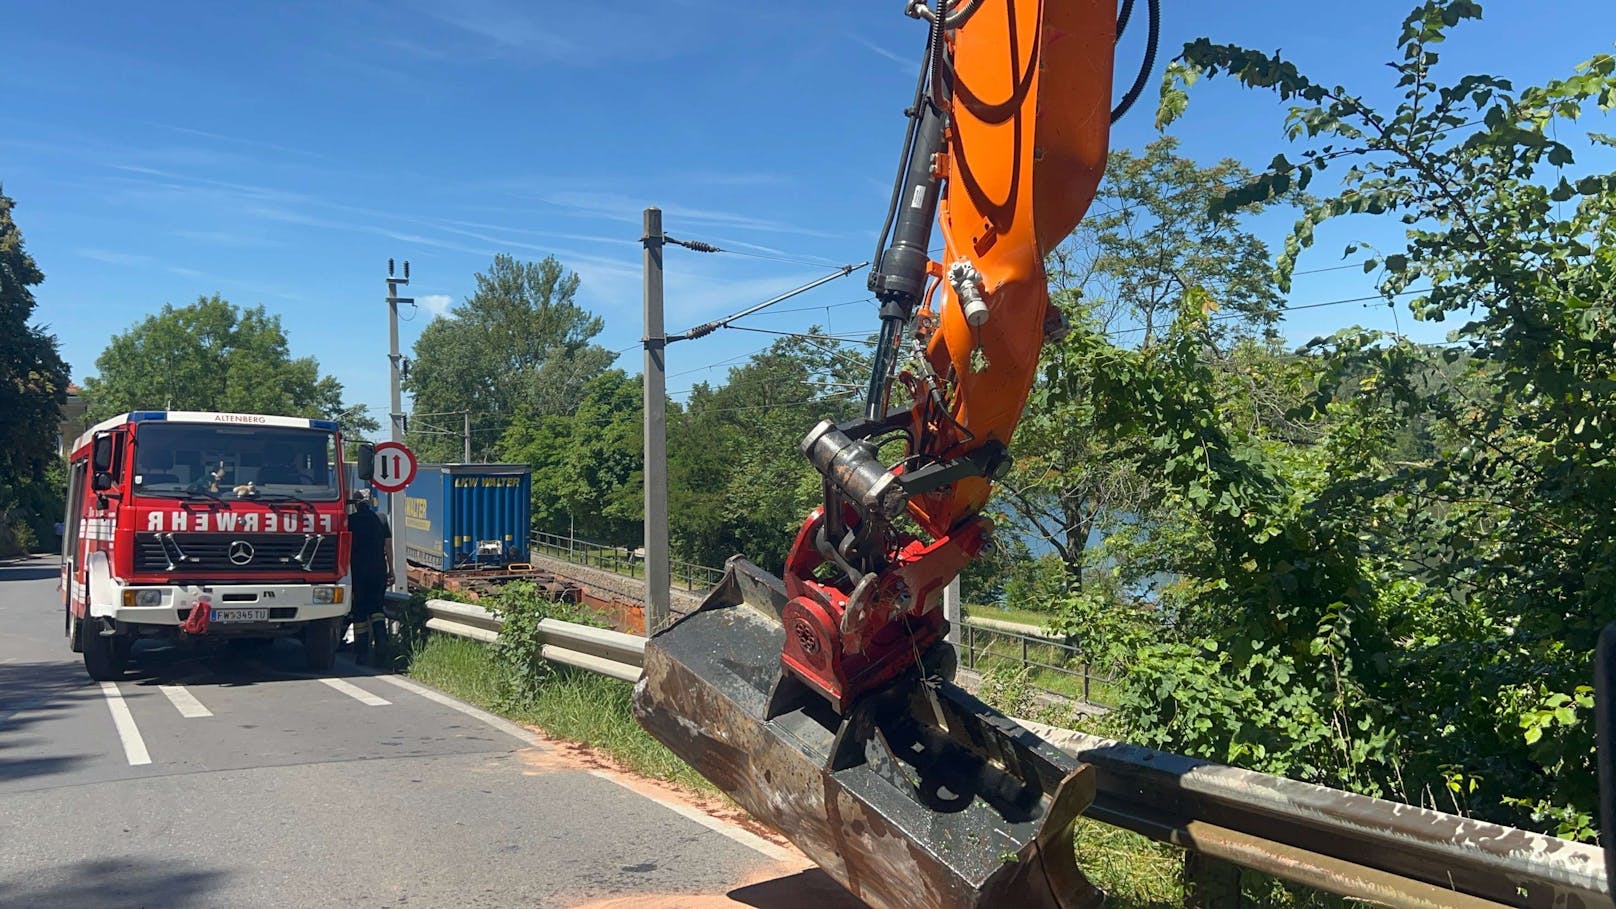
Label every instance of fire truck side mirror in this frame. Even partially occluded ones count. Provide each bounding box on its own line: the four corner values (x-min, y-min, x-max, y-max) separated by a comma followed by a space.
356, 442, 376, 482
92, 435, 114, 473
92, 472, 115, 493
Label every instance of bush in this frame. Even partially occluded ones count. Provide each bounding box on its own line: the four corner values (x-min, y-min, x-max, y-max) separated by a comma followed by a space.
13, 522, 37, 555
0, 514, 38, 558
484, 581, 603, 710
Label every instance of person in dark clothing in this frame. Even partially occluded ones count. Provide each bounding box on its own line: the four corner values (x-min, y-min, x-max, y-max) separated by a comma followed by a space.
346, 488, 393, 665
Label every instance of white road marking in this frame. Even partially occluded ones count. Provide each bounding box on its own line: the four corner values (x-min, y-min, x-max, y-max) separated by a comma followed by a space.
371, 674, 547, 748
318, 677, 391, 706
586, 769, 796, 862
98, 682, 151, 766
369, 674, 789, 862
158, 685, 212, 718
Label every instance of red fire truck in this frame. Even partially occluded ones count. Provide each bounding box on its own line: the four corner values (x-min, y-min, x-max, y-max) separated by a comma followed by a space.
62, 410, 372, 680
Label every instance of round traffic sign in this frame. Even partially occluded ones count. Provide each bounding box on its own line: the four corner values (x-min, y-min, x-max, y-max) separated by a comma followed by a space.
371, 441, 417, 493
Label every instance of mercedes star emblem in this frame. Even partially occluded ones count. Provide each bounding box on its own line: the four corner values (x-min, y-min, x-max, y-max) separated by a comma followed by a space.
227, 540, 256, 566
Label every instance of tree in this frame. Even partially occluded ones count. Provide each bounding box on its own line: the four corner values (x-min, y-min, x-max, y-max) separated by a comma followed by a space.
996, 140, 1288, 589
0, 186, 69, 482
406, 254, 613, 462
0, 185, 70, 553
1065, 136, 1286, 345
80, 294, 373, 431
1093, 0, 1616, 838
667, 332, 865, 571
501, 370, 643, 543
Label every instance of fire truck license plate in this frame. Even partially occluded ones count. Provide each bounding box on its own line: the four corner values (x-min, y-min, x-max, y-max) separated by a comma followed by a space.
213, 608, 269, 623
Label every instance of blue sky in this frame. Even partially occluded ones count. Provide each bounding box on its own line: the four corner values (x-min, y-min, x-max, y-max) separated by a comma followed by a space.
3, 0, 1610, 429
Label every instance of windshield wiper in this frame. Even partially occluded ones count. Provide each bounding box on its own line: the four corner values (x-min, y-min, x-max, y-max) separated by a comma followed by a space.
144, 488, 225, 502
253, 492, 318, 508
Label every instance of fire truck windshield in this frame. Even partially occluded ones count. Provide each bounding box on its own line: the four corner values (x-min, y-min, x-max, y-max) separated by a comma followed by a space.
131, 424, 341, 501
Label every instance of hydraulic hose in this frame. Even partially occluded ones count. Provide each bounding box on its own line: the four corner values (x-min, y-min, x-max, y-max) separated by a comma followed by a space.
1110, 0, 1160, 123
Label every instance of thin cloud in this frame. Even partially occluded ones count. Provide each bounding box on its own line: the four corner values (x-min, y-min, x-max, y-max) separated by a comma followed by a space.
675, 170, 791, 189
374, 36, 460, 62
247, 206, 496, 259
415, 1, 586, 58
544, 190, 850, 240
403, 0, 723, 66
76, 248, 154, 267
153, 123, 329, 161
848, 35, 919, 73
172, 229, 282, 249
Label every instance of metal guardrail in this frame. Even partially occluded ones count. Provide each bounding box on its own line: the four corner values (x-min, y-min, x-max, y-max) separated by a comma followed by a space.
415, 597, 1611, 909
422, 598, 644, 683
529, 531, 726, 592
1018, 720, 1608, 909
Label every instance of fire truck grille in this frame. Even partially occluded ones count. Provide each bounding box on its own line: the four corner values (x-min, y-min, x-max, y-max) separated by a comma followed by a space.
134, 533, 339, 574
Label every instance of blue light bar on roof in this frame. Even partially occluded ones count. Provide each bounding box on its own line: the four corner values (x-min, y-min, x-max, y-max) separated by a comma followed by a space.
128, 411, 167, 422
309, 419, 340, 432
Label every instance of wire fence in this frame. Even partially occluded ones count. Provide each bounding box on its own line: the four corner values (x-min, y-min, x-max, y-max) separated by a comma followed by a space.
959, 620, 1116, 708
528, 531, 727, 593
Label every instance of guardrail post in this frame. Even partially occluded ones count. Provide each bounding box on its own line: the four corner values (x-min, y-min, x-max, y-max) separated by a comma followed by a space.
1183, 852, 1242, 909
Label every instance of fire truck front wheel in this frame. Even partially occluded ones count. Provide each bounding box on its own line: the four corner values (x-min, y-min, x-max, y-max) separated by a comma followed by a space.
303, 618, 340, 672
81, 622, 129, 681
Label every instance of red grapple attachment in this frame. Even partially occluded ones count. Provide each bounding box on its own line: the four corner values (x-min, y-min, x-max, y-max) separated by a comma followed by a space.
632, 557, 1104, 909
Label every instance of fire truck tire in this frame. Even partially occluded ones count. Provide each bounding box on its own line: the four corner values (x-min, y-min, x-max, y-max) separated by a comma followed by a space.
82, 624, 128, 681
68, 615, 84, 653
303, 619, 340, 672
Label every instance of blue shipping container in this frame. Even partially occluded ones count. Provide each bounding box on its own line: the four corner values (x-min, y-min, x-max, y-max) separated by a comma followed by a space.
401, 464, 532, 571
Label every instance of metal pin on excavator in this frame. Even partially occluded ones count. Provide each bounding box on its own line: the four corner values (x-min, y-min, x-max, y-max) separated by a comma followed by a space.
636, 2, 1153, 906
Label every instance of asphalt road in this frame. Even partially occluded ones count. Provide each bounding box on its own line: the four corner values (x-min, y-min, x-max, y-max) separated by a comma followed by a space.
0, 557, 863, 909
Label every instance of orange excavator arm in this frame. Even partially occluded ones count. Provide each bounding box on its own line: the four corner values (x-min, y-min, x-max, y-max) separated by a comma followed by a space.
921, 0, 1116, 527
786, 0, 1115, 712
636, 3, 1157, 907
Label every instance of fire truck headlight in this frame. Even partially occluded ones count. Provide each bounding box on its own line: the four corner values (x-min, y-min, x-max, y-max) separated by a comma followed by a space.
122, 589, 164, 608
312, 586, 339, 604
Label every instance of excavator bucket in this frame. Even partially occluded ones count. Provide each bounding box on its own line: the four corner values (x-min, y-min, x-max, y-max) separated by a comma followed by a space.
633, 558, 1104, 909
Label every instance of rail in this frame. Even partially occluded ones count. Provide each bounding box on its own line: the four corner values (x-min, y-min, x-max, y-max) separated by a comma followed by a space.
959, 618, 1114, 707
412, 597, 1611, 909
528, 530, 726, 592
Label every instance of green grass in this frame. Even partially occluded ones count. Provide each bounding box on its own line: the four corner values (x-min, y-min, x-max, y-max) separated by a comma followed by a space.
965, 603, 1059, 629
1076, 818, 1185, 907
406, 634, 713, 792
407, 633, 505, 705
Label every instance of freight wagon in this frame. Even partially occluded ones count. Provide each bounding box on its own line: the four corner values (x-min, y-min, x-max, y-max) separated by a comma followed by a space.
397, 464, 580, 601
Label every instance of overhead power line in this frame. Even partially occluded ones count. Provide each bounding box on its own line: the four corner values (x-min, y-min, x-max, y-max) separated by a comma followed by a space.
668, 262, 870, 343
1104, 287, 1432, 339
717, 248, 853, 268
722, 325, 878, 344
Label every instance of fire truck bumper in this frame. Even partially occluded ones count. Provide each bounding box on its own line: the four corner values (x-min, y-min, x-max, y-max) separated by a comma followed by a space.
94, 583, 352, 628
